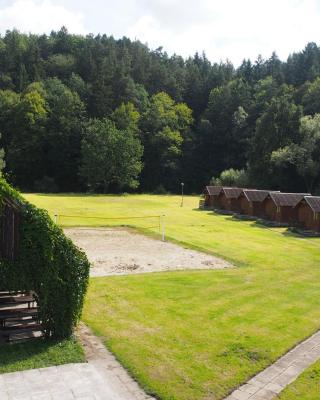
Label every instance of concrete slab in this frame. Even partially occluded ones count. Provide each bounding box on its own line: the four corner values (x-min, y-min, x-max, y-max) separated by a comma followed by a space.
0, 324, 156, 400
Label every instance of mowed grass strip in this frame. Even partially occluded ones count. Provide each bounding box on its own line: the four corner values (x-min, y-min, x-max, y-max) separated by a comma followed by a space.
278, 359, 320, 399
0, 338, 85, 374
25, 194, 320, 399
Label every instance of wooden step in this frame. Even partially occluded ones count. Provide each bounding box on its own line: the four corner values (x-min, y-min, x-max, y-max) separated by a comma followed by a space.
8, 329, 44, 343
2, 323, 42, 335
0, 307, 38, 319
0, 295, 35, 306
1, 316, 39, 329
0, 290, 42, 343
7, 325, 43, 343
0, 308, 38, 327
0, 291, 29, 298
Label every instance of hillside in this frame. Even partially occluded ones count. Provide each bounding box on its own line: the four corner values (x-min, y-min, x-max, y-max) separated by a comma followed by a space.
0, 29, 320, 193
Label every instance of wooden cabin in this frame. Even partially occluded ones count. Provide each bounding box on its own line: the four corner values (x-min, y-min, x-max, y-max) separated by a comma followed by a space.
239, 190, 270, 217
203, 186, 223, 208
294, 196, 320, 232
262, 192, 310, 223
220, 188, 243, 212
0, 197, 20, 261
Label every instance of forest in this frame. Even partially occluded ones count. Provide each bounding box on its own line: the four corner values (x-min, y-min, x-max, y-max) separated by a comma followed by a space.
0, 27, 320, 194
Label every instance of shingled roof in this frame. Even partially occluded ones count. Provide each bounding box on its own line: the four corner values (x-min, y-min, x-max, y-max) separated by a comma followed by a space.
222, 187, 243, 199
243, 189, 270, 202
269, 192, 310, 207
204, 186, 223, 196
304, 196, 320, 213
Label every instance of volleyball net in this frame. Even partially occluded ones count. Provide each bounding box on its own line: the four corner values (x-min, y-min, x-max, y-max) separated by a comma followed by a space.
54, 213, 166, 241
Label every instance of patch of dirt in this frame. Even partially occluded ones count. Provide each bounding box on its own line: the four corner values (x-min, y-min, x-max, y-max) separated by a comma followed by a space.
64, 228, 233, 277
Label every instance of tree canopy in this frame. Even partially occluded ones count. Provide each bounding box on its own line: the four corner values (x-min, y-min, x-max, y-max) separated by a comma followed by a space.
1, 28, 320, 193
80, 117, 143, 192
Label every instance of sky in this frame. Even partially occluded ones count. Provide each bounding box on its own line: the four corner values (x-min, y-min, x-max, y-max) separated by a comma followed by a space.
0, 0, 319, 66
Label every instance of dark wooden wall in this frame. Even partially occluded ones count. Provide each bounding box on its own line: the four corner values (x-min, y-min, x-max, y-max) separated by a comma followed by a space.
278, 206, 295, 223
296, 203, 320, 231
240, 197, 251, 215
213, 195, 222, 208
263, 199, 277, 221
230, 198, 241, 213
219, 194, 229, 210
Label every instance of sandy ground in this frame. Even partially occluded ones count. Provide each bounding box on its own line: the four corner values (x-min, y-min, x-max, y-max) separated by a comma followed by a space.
64, 228, 232, 276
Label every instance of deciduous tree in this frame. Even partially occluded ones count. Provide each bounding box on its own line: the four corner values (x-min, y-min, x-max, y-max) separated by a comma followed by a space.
80, 118, 143, 192
271, 114, 320, 192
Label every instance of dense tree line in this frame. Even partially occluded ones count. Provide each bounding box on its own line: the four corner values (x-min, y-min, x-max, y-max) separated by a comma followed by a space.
0, 28, 320, 194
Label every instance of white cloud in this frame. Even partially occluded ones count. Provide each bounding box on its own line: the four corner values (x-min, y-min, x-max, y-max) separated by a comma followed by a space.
126, 0, 320, 65
0, 0, 86, 35
0, 0, 319, 65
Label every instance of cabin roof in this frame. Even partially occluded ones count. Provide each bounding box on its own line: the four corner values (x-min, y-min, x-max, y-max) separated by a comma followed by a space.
304, 196, 320, 213
269, 192, 310, 207
204, 186, 223, 196
243, 189, 270, 202
222, 187, 243, 199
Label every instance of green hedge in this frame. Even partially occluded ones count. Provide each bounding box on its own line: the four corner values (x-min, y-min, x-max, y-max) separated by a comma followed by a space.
0, 179, 90, 338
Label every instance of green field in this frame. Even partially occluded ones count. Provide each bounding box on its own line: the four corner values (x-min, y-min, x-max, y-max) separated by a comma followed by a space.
25, 194, 320, 399
0, 338, 84, 374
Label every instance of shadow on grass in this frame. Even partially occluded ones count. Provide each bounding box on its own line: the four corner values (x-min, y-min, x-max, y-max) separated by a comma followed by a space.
252, 220, 288, 229
0, 337, 84, 374
194, 208, 320, 243
282, 228, 320, 239
232, 214, 257, 222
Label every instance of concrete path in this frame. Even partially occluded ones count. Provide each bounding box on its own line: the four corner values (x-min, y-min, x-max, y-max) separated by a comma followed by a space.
76, 323, 155, 400
225, 330, 320, 400
0, 363, 124, 400
0, 324, 155, 400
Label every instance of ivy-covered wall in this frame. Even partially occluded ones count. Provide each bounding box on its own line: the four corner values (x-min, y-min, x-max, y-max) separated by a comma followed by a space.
0, 178, 90, 338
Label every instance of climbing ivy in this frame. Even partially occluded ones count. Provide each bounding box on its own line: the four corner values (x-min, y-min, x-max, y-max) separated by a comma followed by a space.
0, 178, 90, 338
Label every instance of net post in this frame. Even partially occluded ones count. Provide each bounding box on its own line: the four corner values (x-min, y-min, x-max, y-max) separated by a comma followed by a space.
161, 214, 166, 242
54, 214, 58, 224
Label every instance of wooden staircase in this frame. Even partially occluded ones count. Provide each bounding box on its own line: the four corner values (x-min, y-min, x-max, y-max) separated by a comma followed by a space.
0, 291, 43, 342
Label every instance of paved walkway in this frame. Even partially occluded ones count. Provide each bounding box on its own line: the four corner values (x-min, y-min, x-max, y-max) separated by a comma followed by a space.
225, 330, 320, 400
0, 324, 155, 400
1, 327, 320, 399
0, 363, 123, 400
77, 323, 155, 400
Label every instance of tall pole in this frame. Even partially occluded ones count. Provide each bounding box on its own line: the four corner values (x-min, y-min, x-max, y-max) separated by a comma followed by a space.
180, 182, 184, 207
161, 215, 166, 242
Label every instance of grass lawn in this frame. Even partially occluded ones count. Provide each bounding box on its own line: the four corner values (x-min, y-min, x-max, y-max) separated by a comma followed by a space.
0, 338, 85, 374
278, 360, 320, 399
25, 194, 320, 399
